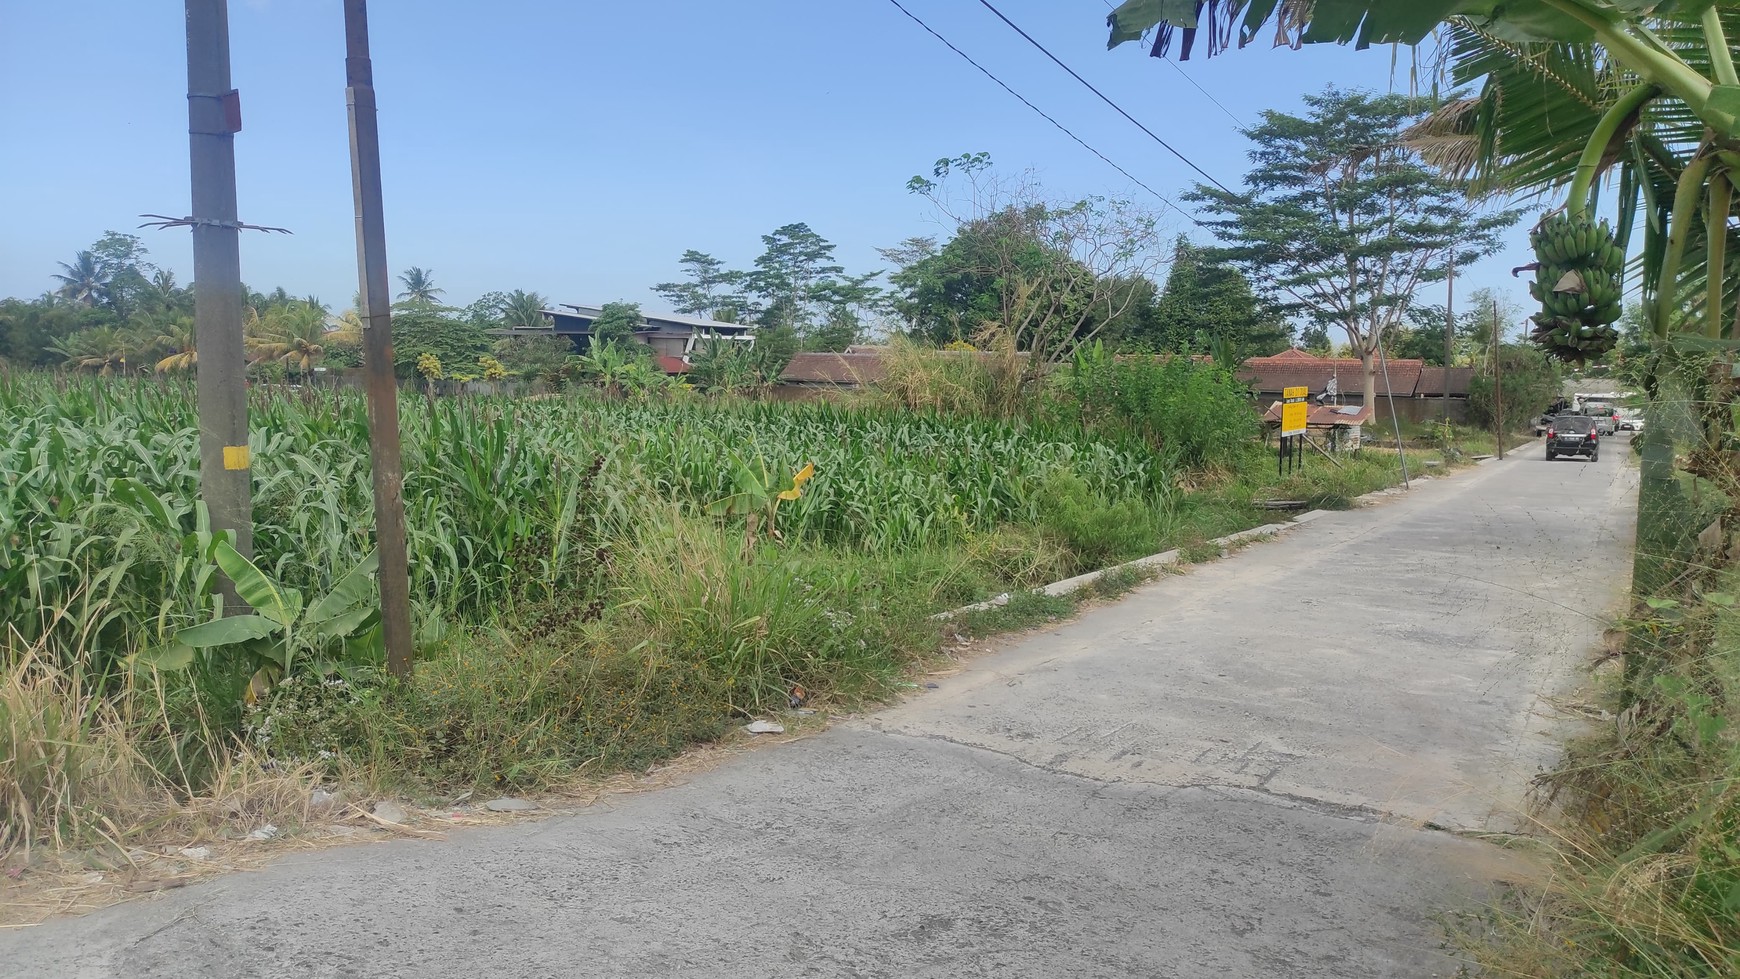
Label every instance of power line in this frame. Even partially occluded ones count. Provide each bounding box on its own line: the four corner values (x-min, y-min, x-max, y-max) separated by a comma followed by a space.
974, 0, 1235, 195
881, 0, 1189, 219
1096, 0, 1246, 127
1161, 55, 1247, 128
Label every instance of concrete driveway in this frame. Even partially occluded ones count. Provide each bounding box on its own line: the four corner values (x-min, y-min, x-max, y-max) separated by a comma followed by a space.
1, 442, 1639, 978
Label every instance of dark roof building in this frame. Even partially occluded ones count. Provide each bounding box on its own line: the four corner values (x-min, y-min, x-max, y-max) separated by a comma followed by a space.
492, 304, 753, 374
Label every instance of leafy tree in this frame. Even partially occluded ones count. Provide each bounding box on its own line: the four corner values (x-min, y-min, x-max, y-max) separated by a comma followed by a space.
1467, 344, 1562, 429
1392, 306, 1450, 366
390, 309, 488, 379
1297, 323, 1332, 355
898, 153, 1167, 378
1147, 236, 1289, 358
744, 223, 858, 350
653, 250, 748, 319
492, 335, 574, 381
1187, 88, 1517, 407
590, 301, 644, 347
88, 232, 157, 318
396, 266, 445, 308
807, 306, 862, 353
0, 298, 113, 367
464, 291, 509, 326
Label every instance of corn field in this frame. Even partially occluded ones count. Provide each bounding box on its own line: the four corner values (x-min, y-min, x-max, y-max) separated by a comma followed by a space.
0, 374, 1173, 675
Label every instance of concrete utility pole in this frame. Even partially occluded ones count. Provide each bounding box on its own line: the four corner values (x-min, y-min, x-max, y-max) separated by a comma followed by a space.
1443, 252, 1455, 425
185, 0, 253, 566
1493, 297, 1505, 460
343, 0, 415, 677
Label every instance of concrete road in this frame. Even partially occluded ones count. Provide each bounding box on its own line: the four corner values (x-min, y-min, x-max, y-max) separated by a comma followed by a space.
1, 443, 1638, 979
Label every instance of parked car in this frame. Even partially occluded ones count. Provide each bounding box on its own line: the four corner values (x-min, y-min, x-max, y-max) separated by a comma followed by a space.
1545, 415, 1600, 461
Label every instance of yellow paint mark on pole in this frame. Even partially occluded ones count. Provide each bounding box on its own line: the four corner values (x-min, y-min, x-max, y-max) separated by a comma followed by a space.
222, 445, 251, 470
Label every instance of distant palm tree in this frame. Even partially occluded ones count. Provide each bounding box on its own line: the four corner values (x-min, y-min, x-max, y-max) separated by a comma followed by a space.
152, 316, 198, 373
145, 269, 193, 316
500, 289, 547, 330
51, 325, 140, 375
396, 267, 444, 306
246, 301, 328, 373
53, 251, 110, 306
332, 308, 365, 345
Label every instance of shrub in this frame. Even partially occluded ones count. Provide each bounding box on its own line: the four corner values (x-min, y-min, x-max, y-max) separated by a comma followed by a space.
1033, 469, 1166, 569
1050, 341, 1258, 471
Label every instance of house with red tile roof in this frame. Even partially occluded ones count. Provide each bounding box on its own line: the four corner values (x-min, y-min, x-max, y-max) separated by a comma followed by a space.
1238, 349, 1471, 422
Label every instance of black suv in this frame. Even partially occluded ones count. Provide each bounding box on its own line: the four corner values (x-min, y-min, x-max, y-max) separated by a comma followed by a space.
1546, 414, 1600, 461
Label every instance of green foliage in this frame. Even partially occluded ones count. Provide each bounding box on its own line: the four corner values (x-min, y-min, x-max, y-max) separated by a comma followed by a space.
747, 222, 848, 343
395, 266, 445, 308
1188, 88, 1518, 402
883, 203, 1102, 348
390, 309, 489, 379
140, 543, 384, 697
1144, 236, 1289, 358
589, 301, 644, 347
686, 339, 779, 393
1466, 343, 1562, 428
1051, 341, 1260, 471
492, 334, 575, 382
1033, 470, 1164, 571
653, 250, 747, 320
0, 298, 116, 368
465, 289, 546, 331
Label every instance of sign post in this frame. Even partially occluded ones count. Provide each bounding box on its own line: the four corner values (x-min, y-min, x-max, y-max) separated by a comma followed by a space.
1280, 386, 1309, 475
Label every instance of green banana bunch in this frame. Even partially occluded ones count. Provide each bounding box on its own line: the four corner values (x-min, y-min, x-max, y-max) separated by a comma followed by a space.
1527, 210, 1626, 364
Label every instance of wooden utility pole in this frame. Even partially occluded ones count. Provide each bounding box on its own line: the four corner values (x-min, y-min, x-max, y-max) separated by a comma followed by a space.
343, 0, 415, 677
1493, 297, 1505, 460
184, 0, 253, 565
1443, 253, 1455, 425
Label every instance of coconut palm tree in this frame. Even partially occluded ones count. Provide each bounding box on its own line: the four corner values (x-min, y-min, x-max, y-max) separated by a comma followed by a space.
51, 325, 141, 375
144, 269, 193, 315
396, 267, 444, 306
151, 316, 198, 373
500, 289, 548, 330
246, 301, 329, 374
52, 251, 110, 306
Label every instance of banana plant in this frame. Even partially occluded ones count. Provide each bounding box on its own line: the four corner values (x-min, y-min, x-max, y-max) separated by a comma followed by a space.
133, 541, 384, 702
706, 457, 818, 547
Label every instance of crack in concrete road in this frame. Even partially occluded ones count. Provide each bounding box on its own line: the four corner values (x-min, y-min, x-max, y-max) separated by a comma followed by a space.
0, 444, 1639, 978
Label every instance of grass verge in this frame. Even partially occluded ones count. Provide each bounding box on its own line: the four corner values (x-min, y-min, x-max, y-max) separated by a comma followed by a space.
1461, 572, 1740, 977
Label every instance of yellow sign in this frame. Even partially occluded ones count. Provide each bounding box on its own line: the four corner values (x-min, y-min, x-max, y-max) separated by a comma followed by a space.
222, 445, 251, 470
1280, 401, 1308, 437
1282, 386, 1309, 401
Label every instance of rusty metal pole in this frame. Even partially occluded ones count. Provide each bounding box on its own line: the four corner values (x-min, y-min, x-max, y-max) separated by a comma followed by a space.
185, 0, 253, 568
343, 0, 414, 677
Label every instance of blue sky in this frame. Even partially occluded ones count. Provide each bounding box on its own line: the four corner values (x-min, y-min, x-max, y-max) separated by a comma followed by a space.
1, 0, 1539, 322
